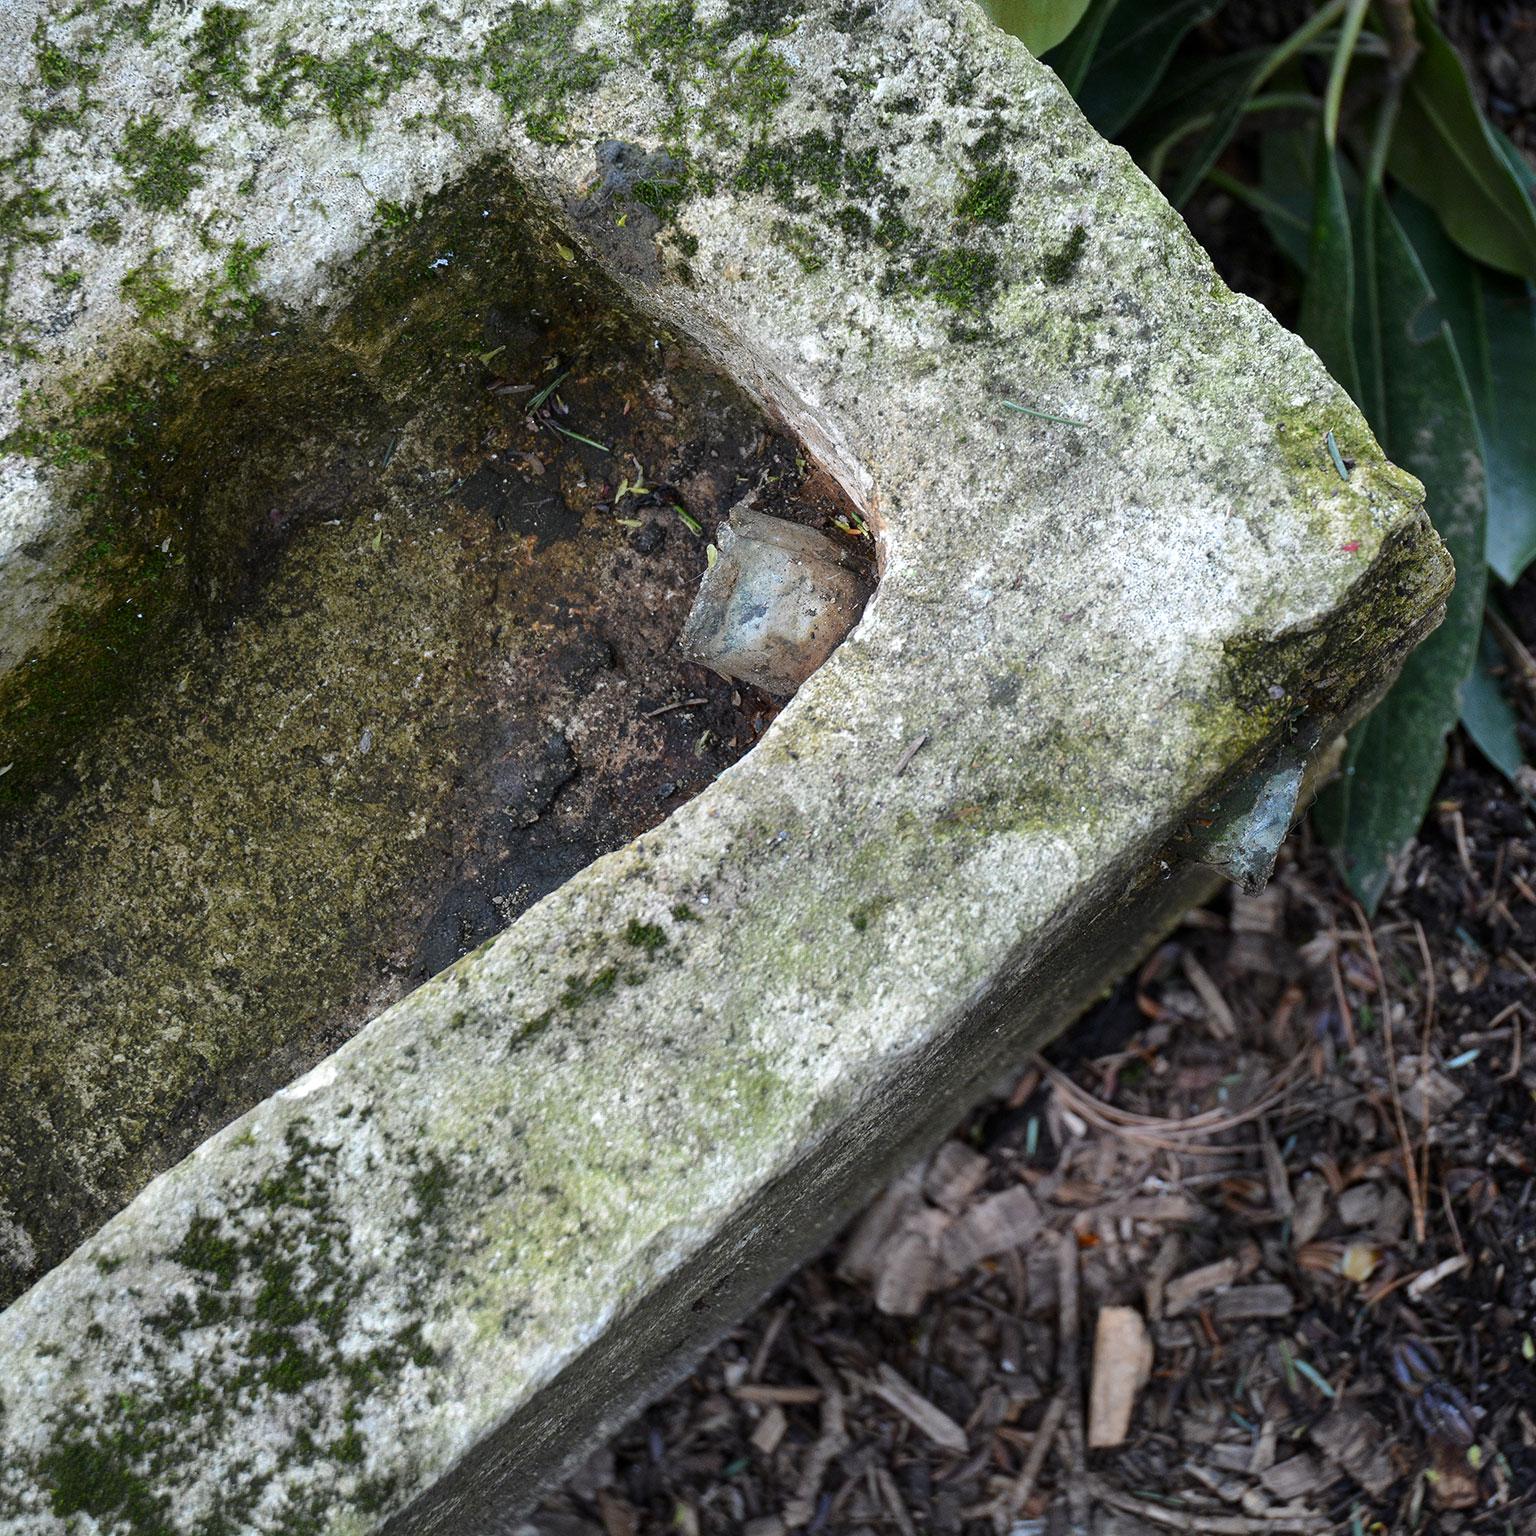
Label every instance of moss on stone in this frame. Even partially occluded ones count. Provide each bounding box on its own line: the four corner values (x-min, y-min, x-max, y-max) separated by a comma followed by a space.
1041, 223, 1086, 285
772, 219, 825, 273
561, 965, 620, 1009
735, 129, 887, 208
624, 918, 667, 952
38, 1427, 168, 1530
954, 162, 1016, 226
27, 1118, 459, 1527
117, 114, 205, 212
1, 181, 62, 356
174, 1216, 243, 1289
628, 0, 703, 65
254, 34, 430, 141
0, 159, 611, 815
478, 6, 611, 140
904, 247, 998, 311
627, 0, 794, 154
187, 4, 252, 104
120, 253, 187, 319
721, 40, 792, 123
33, 28, 101, 93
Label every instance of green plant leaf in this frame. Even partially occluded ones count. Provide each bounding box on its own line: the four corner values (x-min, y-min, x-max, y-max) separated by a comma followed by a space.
1395, 192, 1536, 585
1160, 0, 1347, 208
1041, 0, 1118, 95
1297, 132, 1360, 402
980, 0, 1095, 56
1127, 50, 1267, 182
1163, 50, 1278, 207
1460, 625, 1525, 781
1387, 0, 1536, 281
1055, 0, 1221, 137
1492, 124, 1536, 201
1256, 125, 1321, 271
1314, 190, 1487, 911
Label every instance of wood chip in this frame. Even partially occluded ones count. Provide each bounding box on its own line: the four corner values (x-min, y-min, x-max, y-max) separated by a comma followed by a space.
839, 1169, 923, 1281
1207, 1443, 1257, 1474
596, 1490, 640, 1536
1337, 1182, 1382, 1227
870, 1364, 969, 1453
1165, 1256, 1241, 1316
872, 1463, 919, 1536
1057, 1233, 1089, 1533
752, 1404, 787, 1455
1231, 886, 1284, 934
1087, 1306, 1154, 1449
1249, 1413, 1278, 1476
1183, 952, 1237, 1038
1395, 1056, 1465, 1120
1213, 1284, 1294, 1321
1290, 1174, 1329, 1250
1090, 1477, 1328, 1534
940, 1185, 1042, 1273
1308, 1404, 1396, 1496
1406, 1253, 1470, 1299
735, 1384, 822, 1405
1144, 1232, 1182, 1322
1261, 1120, 1294, 1221
872, 1229, 938, 1317
1260, 1453, 1322, 1501
1002, 1393, 1067, 1518
923, 1139, 991, 1213
1429, 1442, 1481, 1509
782, 1347, 847, 1529
1083, 1194, 1202, 1232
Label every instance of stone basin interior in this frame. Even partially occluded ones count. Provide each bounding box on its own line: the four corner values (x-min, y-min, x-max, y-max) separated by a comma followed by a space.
0, 169, 872, 1306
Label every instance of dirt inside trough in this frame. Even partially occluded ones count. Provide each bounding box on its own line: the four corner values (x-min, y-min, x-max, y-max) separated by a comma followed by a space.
0, 268, 870, 1305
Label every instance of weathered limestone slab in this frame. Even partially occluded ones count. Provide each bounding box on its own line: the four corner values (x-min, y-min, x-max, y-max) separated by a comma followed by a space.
0, 0, 1449, 1527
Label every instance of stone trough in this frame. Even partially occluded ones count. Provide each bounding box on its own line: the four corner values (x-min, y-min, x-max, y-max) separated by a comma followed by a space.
0, 0, 1450, 1528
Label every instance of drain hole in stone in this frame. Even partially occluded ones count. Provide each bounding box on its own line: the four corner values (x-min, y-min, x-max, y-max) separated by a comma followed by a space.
0, 202, 874, 1303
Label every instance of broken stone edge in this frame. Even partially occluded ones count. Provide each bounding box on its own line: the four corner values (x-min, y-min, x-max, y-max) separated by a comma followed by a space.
0, 0, 1451, 1530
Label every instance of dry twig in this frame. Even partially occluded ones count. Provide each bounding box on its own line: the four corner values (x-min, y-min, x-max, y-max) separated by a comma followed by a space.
1353, 902, 1426, 1243
1056, 1233, 1089, 1534
1001, 1393, 1067, 1519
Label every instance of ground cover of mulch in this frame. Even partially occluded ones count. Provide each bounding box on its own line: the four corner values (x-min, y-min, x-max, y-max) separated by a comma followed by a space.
527, 611, 1535, 1536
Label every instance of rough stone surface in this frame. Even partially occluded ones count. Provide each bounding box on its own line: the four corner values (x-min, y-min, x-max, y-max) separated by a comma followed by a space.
0, 0, 1450, 1528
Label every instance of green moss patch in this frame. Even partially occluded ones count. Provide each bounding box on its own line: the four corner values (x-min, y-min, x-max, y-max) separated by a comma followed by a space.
116, 114, 206, 213
624, 919, 668, 952
187, 4, 253, 104
954, 162, 1016, 226
32, 1122, 449, 1532
1042, 223, 1087, 285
